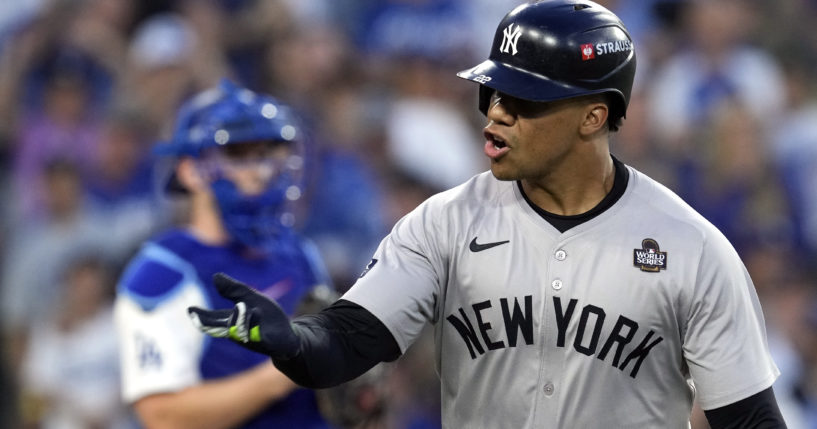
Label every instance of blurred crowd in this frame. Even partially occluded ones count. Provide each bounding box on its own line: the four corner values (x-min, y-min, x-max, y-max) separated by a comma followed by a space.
0, 0, 815, 428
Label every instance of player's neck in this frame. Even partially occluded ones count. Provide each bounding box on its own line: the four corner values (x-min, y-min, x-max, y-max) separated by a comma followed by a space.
521, 149, 615, 216
187, 195, 231, 246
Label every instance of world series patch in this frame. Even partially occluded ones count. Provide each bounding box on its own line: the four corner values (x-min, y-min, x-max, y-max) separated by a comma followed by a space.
633, 238, 667, 272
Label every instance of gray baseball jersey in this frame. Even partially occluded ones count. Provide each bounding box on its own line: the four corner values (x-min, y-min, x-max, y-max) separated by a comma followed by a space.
342, 165, 779, 428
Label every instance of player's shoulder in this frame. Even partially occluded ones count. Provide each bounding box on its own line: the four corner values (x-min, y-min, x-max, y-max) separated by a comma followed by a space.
265, 231, 318, 263
389, 171, 507, 236
624, 165, 723, 243
418, 171, 510, 213
117, 229, 201, 310
149, 229, 209, 260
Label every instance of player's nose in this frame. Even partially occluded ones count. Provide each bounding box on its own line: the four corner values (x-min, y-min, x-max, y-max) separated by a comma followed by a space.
486, 98, 515, 126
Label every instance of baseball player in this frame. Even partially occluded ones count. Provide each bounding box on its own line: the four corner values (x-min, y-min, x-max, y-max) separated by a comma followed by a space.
114, 80, 332, 429
188, 2, 787, 428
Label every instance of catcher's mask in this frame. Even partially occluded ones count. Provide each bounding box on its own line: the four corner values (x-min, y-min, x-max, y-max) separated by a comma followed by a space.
154, 79, 305, 250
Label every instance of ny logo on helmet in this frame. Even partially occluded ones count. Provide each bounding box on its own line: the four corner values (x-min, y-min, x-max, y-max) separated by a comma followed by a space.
500, 24, 522, 55
473, 75, 492, 84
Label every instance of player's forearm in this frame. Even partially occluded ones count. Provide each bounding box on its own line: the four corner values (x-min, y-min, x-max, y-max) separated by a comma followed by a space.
134, 362, 295, 429
187, 277, 402, 388
272, 299, 401, 388
704, 387, 788, 429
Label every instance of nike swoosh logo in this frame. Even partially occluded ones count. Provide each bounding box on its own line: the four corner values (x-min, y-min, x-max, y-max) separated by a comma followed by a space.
469, 237, 510, 252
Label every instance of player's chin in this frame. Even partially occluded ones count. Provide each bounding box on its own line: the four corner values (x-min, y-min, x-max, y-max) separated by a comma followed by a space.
489, 162, 520, 182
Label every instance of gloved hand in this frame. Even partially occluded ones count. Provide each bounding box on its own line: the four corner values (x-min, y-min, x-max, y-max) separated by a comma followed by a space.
188, 273, 301, 360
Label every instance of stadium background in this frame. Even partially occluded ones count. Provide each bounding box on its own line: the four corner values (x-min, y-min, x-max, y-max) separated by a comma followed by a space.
0, 0, 815, 427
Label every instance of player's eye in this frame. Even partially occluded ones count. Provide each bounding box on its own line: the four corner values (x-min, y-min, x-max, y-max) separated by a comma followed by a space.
221, 141, 289, 160
491, 92, 552, 118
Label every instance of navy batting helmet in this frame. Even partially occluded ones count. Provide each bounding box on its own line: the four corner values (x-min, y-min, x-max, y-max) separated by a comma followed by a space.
457, 0, 636, 123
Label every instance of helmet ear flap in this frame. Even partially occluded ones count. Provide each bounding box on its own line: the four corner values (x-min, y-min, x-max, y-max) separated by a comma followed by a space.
479, 85, 494, 116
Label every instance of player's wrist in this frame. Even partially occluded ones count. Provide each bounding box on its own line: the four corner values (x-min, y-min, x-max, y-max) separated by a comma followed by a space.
250, 312, 301, 360
270, 321, 304, 360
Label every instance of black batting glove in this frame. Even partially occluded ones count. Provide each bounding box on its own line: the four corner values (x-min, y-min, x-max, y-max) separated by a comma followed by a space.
187, 273, 301, 360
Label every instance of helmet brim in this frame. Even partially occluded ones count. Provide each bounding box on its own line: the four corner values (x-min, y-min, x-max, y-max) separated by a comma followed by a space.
457, 59, 620, 115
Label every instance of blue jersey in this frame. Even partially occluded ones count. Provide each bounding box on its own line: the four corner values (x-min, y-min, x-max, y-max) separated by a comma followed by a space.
115, 229, 330, 429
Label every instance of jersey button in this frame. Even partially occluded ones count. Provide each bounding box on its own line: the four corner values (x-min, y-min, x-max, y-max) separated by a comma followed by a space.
555, 249, 567, 261
544, 382, 555, 396
551, 279, 563, 290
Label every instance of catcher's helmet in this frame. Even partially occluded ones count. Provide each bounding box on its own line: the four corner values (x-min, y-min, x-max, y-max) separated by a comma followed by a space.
154, 79, 305, 249
457, 0, 636, 120
154, 79, 299, 157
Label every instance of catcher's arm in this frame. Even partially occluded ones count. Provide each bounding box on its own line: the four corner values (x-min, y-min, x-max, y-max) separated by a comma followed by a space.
188, 273, 401, 388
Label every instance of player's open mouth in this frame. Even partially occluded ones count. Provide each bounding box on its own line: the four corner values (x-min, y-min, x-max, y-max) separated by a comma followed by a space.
490, 135, 507, 149
483, 130, 510, 159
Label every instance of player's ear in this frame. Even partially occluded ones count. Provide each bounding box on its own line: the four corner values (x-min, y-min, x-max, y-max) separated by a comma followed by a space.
176, 157, 208, 192
578, 101, 609, 137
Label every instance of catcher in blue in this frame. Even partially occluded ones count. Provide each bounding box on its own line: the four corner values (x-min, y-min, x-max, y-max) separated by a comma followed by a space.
114, 80, 334, 428
188, 2, 787, 428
